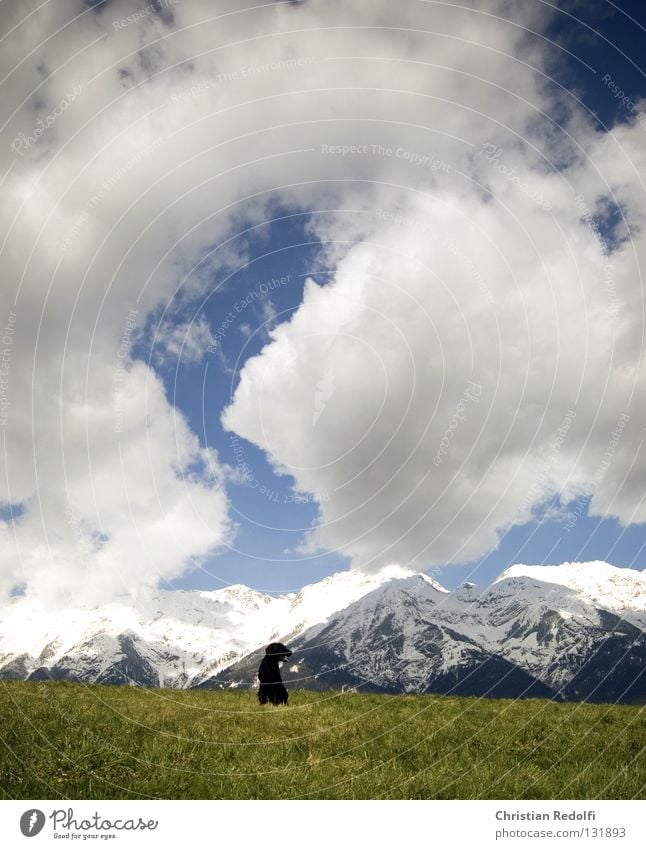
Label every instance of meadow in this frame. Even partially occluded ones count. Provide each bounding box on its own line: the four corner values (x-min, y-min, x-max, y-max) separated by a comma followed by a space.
0, 682, 643, 799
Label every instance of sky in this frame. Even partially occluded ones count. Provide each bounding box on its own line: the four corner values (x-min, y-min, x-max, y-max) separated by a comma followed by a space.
0, 0, 645, 604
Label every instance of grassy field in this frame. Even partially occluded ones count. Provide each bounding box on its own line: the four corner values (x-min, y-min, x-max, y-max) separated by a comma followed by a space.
0, 681, 643, 799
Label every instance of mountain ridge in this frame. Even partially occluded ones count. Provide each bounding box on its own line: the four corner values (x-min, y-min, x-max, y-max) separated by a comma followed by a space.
1, 561, 644, 702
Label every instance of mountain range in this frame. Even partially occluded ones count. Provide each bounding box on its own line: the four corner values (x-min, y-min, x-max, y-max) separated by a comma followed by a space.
1, 561, 644, 703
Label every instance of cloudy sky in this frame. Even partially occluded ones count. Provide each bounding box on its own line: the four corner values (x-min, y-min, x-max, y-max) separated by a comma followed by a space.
0, 0, 645, 604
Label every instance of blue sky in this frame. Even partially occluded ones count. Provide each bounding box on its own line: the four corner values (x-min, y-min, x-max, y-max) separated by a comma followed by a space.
147, 214, 348, 592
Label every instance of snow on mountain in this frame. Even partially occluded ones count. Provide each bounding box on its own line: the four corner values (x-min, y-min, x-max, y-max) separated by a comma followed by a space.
188, 564, 421, 686
0, 566, 416, 686
218, 573, 555, 699
279, 563, 435, 634
497, 561, 646, 627
0, 586, 281, 686
428, 574, 610, 691
216, 561, 646, 703
1, 560, 644, 701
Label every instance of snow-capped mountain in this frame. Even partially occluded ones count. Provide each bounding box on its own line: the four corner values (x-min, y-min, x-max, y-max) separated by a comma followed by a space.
213, 562, 646, 703
0, 565, 411, 687
1, 561, 644, 702
497, 561, 646, 628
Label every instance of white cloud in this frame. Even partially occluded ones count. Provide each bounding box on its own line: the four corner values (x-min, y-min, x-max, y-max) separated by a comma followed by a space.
0, 0, 644, 602
223, 163, 646, 570
0, 354, 232, 606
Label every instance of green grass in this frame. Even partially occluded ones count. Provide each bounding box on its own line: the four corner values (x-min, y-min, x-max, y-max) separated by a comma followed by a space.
0, 682, 644, 799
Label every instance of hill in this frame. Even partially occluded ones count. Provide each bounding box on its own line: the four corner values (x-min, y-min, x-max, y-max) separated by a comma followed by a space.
0, 681, 643, 799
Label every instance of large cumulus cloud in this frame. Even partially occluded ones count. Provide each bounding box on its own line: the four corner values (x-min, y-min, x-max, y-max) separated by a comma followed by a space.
217, 3, 646, 571
222, 170, 646, 570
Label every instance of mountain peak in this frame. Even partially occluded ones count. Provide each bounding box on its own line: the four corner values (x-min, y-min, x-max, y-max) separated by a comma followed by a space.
495, 561, 646, 615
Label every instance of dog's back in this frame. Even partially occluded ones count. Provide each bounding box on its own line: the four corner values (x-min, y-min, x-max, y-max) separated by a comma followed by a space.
258, 654, 282, 684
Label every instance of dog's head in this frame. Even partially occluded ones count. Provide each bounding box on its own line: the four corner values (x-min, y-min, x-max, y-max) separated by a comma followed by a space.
265, 642, 292, 662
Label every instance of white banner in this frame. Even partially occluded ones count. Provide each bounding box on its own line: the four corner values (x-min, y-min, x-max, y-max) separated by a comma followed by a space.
0, 800, 644, 848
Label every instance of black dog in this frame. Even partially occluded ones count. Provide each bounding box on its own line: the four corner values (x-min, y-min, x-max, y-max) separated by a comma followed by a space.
257, 643, 292, 705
